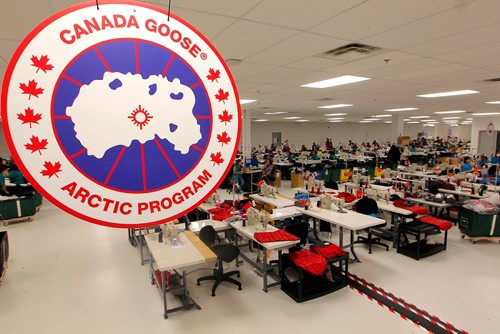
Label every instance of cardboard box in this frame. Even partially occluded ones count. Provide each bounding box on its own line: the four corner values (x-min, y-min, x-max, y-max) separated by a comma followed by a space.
397, 136, 411, 145
270, 171, 281, 188
291, 172, 304, 188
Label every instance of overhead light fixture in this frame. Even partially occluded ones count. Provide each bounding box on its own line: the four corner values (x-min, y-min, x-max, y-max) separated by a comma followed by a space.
324, 113, 347, 116
240, 99, 257, 104
295, 119, 309, 122
263, 111, 288, 115
472, 112, 500, 116
318, 104, 353, 109
253, 119, 268, 122
284, 116, 302, 119
423, 124, 435, 127
384, 121, 392, 124
327, 118, 345, 120
403, 118, 411, 121
385, 107, 418, 112
329, 120, 344, 123
359, 120, 372, 123
428, 122, 440, 124
417, 90, 479, 98
409, 116, 431, 119
433, 110, 466, 114
301, 75, 370, 88
420, 119, 438, 122
485, 101, 500, 104
442, 116, 461, 119
365, 118, 381, 121
465, 118, 473, 120
443, 120, 459, 123
374, 114, 392, 118
407, 121, 420, 124
450, 124, 459, 127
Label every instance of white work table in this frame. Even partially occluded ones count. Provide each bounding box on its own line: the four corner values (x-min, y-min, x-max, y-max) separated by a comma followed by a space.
270, 206, 303, 221
189, 219, 231, 233
250, 193, 295, 208
438, 188, 485, 199
145, 231, 216, 318
230, 220, 299, 292
297, 205, 385, 262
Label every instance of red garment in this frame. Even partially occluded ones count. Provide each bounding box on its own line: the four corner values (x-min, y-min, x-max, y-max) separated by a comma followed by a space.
419, 215, 453, 231
393, 199, 429, 215
242, 201, 252, 212
207, 207, 233, 221
288, 250, 327, 276
336, 192, 356, 203
254, 230, 300, 243
311, 244, 346, 259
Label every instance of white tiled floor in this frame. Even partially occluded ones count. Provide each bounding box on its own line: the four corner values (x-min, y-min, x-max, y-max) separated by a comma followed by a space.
0, 184, 498, 334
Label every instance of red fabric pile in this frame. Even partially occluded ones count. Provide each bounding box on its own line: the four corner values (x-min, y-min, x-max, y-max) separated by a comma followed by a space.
418, 215, 453, 231
393, 199, 428, 215
336, 192, 356, 203
310, 244, 346, 259
288, 250, 327, 276
207, 202, 234, 221
254, 230, 300, 243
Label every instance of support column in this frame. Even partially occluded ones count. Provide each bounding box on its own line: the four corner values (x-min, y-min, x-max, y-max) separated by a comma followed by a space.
241, 109, 251, 159
391, 115, 404, 144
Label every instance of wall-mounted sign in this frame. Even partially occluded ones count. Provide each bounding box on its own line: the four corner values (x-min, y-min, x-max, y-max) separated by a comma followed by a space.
487, 122, 494, 135
1, 1, 241, 228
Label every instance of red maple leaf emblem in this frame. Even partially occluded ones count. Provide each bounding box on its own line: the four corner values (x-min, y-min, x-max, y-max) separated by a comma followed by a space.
217, 131, 231, 146
206, 68, 220, 82
210, 152, 224, 165
17, 107, 42, 128
31, 55, 54, 73
218, 110, 232, 124
24, 135, 48, 155
19, 80, 44, 100
215, 88, 229, 103
41, 161, 62, 178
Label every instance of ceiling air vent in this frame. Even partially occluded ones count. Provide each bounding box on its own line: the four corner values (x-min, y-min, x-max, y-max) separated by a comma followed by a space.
317, 43, 382, 62
484, 77, 500, 82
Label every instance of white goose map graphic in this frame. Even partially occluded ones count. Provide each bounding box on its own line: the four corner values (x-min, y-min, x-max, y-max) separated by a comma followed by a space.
1, 1, 241, 228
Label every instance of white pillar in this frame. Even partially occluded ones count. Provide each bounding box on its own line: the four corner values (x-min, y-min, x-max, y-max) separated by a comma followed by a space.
391, 115, 404, 144
241, 109, 251, 159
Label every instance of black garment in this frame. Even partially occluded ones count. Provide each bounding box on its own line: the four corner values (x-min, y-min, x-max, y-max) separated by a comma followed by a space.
355, 196, 378, 215
387, 145, 401, 164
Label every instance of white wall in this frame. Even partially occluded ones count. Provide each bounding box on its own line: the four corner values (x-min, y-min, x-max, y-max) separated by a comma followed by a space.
0, 128, 9, 158
470, 116, 500, 154
250, 121, 471, 148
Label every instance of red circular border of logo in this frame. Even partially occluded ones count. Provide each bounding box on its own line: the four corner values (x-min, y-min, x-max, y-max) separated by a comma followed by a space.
0, 0, 241, 228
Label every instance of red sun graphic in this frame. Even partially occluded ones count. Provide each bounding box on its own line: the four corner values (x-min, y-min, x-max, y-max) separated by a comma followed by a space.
128, 105, 153, 130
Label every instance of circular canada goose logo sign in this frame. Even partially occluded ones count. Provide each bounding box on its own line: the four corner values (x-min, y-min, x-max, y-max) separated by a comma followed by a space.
1, 1, 241, 228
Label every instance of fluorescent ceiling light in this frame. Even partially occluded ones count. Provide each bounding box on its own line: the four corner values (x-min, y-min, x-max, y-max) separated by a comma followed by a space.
301, 75, 370, 88
263, 111, 288, 115
407, 121, 420, 124
443, 120, 459, 123
486, 101, 500, 104
329, 120, 344, 123
253, 119, 268, 122
385, 107, 418, 112
284, 116, 301, 119
324, 113, 347, 116
471, 112, 500, 116
374, 114, 392, 118
423, 124, 435, 127
403, 118, 411, 121
359, 120, 372, 123
428, 122, 440, 124
442, 116, 461, 119
417, 90, 479, 98
420, 119, 438, 122
240, 99, 257, 104
450, 124, 459, 127
327, 118, 345, 120
318, 104, 353, 109
433, 110, 466, 114
365, 118, 381, 121
409, 116, 430, 119
384, 121, 392, 124
295, 119, 309, 122
465, 118, 473, 120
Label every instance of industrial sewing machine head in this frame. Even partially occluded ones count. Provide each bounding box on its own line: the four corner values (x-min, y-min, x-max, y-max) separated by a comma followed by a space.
311, 179, 324, 194
161, 221, 181, 246
352, 174, 361, 185
319, 193, 335, 209
360, 175, 370, 185
365, 188, 378, 200
412, 180, 426, 193
206, 191, 221, 205
246, 207, 270, 230
377, 189, 391, 203
261, 182, 278, 198
333, 197, 347, 213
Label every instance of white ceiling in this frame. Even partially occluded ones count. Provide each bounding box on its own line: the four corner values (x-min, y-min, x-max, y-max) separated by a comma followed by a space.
1, 0, 500, 124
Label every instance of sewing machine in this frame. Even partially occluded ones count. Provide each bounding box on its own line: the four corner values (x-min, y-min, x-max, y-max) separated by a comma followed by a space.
206, 191, 221, 205
161, 222, 182, 246
412, 180, 426, 193
261, 183, 278, 198
319, 193, 335, 209
246, 207, 271, 230
310, 179, 325, 194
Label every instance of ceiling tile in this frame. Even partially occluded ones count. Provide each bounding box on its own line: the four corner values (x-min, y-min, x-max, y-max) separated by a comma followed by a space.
243, 0, 364, 30
212, 20, 297, 60
159, 0, 262, 17
244, 67, 310, 84
286, 57, 345, 71
0, 1, 53, 40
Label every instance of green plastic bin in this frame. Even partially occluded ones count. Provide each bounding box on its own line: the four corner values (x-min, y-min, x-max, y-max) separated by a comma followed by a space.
459, 207, 498, 237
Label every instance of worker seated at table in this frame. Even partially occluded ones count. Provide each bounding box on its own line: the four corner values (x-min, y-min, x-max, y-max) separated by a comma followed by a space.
460, 156, 473, 172
491, 150, 500, 165
231, 159, 246, 189
476, 155, 489, 167
309, 150, 320, 160
260, 159, 276, 183
0, 165, 11, 196
481, 165, 500, 185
